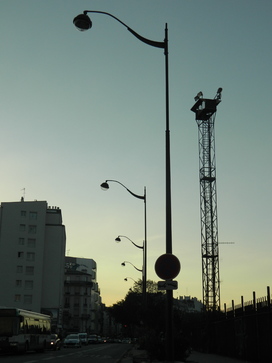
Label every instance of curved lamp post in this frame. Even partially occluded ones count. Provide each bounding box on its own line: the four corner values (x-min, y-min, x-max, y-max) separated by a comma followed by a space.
124, 277, 138, 284
101, 180, 147, 305
124, 277, 142, 288
74, 11, 173, 361
116, 235, 145, 301
115, 235, 143, 249
121, 261, 142, 272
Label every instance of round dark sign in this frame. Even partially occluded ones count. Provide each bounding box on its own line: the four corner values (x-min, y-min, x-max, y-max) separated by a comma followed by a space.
155, 253, 181, 280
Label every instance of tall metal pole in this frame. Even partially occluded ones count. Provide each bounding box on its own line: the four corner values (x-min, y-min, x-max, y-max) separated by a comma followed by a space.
143, 186, 147, 306
74, 13, 173, 361
164, 24, 174, 362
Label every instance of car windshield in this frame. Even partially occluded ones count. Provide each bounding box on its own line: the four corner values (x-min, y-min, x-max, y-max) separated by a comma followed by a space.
67, 334, 78, 339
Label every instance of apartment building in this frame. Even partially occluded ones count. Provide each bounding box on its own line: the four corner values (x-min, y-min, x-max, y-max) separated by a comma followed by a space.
64, 256, 102, 334
177, 296, 204, 312
0, 199, 66, 330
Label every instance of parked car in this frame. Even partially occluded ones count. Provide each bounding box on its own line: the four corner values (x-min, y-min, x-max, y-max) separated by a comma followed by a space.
122, 338, 131, 344
88, 334, 98, 344
63, 334, 81, 348
78, 333, 88, 345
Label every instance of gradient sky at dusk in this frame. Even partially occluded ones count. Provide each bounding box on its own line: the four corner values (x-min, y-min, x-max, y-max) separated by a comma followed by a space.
1, 0, 271, 307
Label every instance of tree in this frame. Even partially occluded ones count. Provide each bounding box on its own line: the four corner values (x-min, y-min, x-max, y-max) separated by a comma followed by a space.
108, 280, 192, 361
130, 279, 165, 294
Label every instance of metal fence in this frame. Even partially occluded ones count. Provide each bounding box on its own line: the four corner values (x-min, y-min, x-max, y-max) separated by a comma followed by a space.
190, 286, 272, 362
215, 286, 272, 362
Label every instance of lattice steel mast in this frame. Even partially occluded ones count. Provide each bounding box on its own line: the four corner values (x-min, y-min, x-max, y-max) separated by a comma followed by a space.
191, 88, 222, 311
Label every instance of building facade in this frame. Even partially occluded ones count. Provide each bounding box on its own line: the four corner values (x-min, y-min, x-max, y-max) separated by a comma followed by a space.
177, 296, 204, 313
64, 257, 102, 334
0, 199, 66, 330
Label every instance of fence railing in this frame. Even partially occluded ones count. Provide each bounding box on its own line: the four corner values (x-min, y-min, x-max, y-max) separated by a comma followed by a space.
224, 285, 271, 316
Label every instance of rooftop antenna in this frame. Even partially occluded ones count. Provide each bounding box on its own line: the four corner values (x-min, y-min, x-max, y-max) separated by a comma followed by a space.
21, 188, 25, 201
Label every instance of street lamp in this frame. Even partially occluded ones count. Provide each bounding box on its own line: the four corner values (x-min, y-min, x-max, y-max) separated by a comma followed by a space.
121, 261, 142, 272
74, 11, 173, 361
101, 179, 147, 304
124, 277, 139, 284
115, 235, 143, 249
116, 235, 145, 302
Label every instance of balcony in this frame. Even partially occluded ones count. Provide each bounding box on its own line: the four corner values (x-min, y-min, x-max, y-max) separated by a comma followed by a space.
81, 314, 90, 319
65, 280, 93, 286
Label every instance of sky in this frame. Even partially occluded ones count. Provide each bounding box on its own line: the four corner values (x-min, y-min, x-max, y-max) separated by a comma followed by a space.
1, 0, 271, 308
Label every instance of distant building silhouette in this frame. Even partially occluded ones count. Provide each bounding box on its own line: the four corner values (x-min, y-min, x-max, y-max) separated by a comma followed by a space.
176, 295, 204, 313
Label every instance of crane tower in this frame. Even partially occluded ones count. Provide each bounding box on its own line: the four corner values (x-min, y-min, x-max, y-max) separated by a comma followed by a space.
191, 88, 222, 311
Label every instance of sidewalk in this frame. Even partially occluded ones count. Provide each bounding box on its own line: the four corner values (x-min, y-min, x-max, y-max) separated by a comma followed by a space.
188, 351, 249, 363
119, 347, 250, 363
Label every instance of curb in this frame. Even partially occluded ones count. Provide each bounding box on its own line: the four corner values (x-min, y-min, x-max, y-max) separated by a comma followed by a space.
115, 345, 134, 363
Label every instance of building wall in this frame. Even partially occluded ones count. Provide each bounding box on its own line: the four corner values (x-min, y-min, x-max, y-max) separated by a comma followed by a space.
42, 208, 66, 328
64, 257, 102, 334
0, 200, 66, 327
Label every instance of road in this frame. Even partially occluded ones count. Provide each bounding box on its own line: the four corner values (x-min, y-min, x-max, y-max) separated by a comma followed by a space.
0, 343, 131, 363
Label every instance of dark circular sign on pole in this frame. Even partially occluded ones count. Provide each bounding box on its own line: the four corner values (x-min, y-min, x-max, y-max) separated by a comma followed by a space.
155, 253, 181, 280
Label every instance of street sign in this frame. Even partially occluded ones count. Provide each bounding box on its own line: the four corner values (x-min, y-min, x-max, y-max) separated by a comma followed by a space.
155, 253, 181, 280
158, 280, 178, 290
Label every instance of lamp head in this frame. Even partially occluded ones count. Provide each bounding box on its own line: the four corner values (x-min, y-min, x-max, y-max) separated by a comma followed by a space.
73, 13, 92, 31
100, 181, 109, 191
115, 236, 121, 242
215, 87, 223, 100
194, 91, 203, 102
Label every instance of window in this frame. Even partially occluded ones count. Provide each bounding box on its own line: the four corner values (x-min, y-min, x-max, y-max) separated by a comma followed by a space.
26, 252, 35, 261
21, 210, 26, 217
24, 295, 32, 304
18, 251, 24, 258
29, 212, 37, 220
27, 238, 36, 248
18, 238, 25, 245
25, 266, 34, 275
28, 225, 36, 234
14, 294, 21, 302
74, 297, 80, 307
25, 280, 33, 289
15, 280, 22, 287
16, 266, 23, 273
64, 297, 70, 308
20, 224, 26, 232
